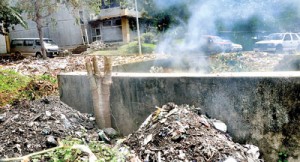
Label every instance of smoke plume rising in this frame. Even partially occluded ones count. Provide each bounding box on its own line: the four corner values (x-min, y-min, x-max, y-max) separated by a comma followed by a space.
153, 0, 300, 55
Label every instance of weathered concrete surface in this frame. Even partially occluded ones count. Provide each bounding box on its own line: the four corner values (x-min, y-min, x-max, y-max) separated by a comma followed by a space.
58, 72, 300, 162
58, 72, 93, 113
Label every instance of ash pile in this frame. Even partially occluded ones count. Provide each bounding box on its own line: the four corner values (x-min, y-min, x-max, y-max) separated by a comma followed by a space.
124, 103, 261, 162
0, 96, 99, 158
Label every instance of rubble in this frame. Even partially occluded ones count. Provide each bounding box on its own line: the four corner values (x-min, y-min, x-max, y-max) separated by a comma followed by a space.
88, 41, 112, 51
0, 51, 286, 76
1, 54, 167, 76
21, 80, 58, 100
124, 103, 261, 162
0, 56, 88, 76
210, 52, 285, 73
0, 96, 99, 158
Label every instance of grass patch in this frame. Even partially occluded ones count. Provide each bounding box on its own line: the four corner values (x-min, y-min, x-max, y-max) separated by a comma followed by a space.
118, 41, 156, 55
0, 69, 31, 106
30, 138, 127, 162
88, 42, 156, 56
0, 69, 58, 107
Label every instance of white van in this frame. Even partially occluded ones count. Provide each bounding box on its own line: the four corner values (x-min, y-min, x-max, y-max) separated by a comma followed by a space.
10, 38, 59, 57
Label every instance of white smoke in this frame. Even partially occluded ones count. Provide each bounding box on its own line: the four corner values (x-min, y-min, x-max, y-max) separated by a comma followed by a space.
154, 0, 298, 55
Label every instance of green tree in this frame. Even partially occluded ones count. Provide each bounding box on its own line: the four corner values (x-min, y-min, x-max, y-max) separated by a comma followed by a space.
130, 0, 191, 32
0, 0, 27, 35
16, 0, 102, 59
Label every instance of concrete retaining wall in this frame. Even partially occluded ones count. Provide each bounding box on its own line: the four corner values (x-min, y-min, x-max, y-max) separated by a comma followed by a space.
58, 72, 300, 162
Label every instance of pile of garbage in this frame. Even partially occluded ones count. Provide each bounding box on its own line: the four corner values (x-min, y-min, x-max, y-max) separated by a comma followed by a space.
1, 56, 90, 76
0, 54, 25, 64
210, 52, 284, 73
1, 54, 166, 76
124, 103, 261, 162
21, 80, 58, 100
0, 96, 99, 158
88, 41, 112, 51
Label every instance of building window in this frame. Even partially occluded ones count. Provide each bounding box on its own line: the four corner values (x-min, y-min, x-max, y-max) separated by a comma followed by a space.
103, 18, 121, 27
103, 20, 111, 27
92, 27, 101, 42
96, 29, 100, 35
112, 19, 121, 26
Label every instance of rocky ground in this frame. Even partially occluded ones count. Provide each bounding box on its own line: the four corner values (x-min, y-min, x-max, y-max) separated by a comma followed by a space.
0, 96, 99, 158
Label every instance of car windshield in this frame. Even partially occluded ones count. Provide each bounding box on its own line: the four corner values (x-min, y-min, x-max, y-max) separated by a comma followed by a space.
43, 39, 56, 45
266, 33, 284, 40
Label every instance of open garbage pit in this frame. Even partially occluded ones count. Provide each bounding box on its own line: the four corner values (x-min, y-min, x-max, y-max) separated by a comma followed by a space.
0, 96, 99, 158
124, 103, 260, 162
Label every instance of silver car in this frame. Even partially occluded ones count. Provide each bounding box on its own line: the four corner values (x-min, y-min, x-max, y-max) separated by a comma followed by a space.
10, 38, 59, 57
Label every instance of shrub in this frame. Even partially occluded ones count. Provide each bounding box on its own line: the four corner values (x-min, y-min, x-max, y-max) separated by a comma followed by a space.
119, 41, 156, 54
141, 32, 156, 44
133, 32, 157, 44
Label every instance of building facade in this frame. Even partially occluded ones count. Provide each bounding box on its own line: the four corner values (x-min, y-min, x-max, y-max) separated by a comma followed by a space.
0, 35, 7, 54
8, 0, 140, 50
89, 2, 140, 43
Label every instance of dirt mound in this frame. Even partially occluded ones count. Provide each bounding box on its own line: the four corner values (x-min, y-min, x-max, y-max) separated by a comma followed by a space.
21, 80, 58, 100
0, 54, 25, 64
0, 96, 98, 158
124, 103, 260, 162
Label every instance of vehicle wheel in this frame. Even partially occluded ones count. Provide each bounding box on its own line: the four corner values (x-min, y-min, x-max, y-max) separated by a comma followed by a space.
275, 45, 283, 54
36, 52, 42, 58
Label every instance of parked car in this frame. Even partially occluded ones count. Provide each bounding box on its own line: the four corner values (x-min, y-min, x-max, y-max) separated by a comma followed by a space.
231, 43, 243, 52
222, 39, 243, 52
201, 35, 233, 55
10, 38, 59, 58
253, 33, 300, 53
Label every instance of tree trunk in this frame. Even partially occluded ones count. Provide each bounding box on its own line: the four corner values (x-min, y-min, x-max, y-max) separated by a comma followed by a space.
85, 56, 112, 128
34, 1, 47, 59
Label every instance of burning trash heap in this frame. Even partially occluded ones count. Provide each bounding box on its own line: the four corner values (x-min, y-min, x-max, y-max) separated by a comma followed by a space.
124, 103, 261, 162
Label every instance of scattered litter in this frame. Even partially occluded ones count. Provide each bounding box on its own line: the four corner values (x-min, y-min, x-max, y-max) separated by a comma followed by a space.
98, 130, 111, 143
212, 120, 227, 132
1, 54, 168, 76
124, 103, 261, 162
88, 41, 112, 51
0, 96, 98, 158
